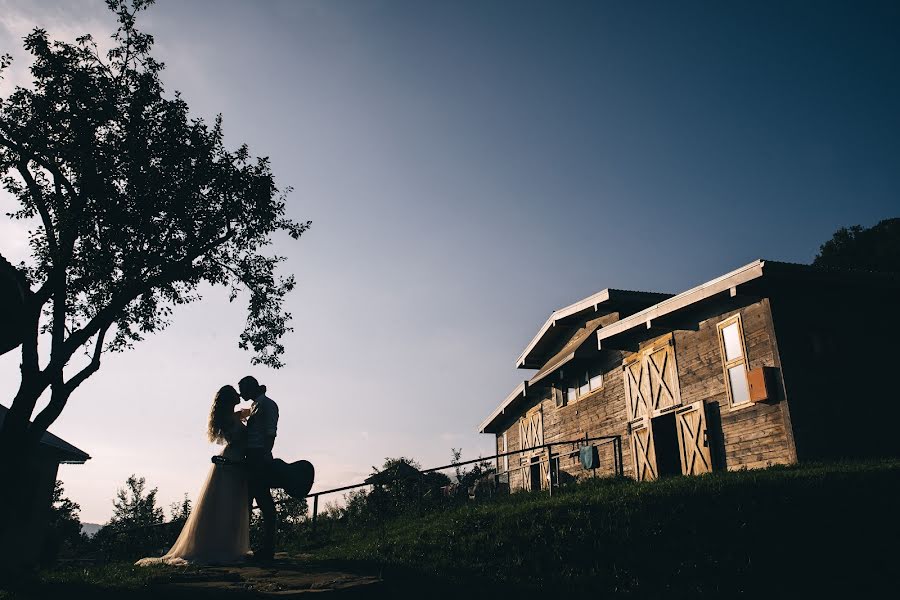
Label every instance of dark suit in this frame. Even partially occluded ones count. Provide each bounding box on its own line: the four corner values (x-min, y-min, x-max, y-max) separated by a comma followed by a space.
245, 395, 278, 557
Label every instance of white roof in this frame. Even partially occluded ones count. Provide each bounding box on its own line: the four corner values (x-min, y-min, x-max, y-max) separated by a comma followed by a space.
515, 289, 613, 368
477, 381, 528, 434
597, 260, 765, 346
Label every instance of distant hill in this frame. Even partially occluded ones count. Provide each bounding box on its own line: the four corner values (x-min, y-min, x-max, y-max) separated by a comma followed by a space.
81, 523, 103, 538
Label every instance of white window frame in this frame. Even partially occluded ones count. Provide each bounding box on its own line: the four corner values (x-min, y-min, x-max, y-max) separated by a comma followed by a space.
502, 432, 509, 473
717, 314, 752, 410
563, 366, 605, 405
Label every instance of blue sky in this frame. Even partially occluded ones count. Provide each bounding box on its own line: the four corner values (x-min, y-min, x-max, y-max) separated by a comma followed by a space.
1, 0, 897, 522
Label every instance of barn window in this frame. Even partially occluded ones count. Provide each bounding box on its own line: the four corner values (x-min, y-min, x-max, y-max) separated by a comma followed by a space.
717, 315, 750, 407
589, 369, 604, 391
578, 374, 591, 397
564, 367, 604, 404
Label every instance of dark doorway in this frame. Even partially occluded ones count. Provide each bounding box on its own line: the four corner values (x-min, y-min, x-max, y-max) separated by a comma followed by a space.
529, 458, 541, 491
652, 412, 682, 477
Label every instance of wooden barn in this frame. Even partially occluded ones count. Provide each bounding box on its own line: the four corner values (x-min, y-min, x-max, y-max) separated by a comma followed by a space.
479, 260, 900, 489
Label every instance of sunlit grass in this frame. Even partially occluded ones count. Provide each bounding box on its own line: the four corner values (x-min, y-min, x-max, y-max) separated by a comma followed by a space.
2, 460, 896, 597
293, 459, 900, 594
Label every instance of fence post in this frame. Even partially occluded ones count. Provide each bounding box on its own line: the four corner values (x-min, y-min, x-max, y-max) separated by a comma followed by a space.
311, 494, 319, 533
615, 437, 623, 477
547, 445, 553, 497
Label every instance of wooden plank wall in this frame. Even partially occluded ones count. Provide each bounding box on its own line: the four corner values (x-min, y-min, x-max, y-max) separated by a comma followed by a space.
494, 297, 797, 490
671, 298, 795, 471
493, 354, 635, 489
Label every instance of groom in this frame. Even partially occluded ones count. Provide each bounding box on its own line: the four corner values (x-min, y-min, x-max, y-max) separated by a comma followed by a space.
238, 375, 279, 561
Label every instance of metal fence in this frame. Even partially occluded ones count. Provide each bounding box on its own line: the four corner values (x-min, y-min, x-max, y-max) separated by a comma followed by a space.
303, 434, 623, 529
111, 434, 623, 551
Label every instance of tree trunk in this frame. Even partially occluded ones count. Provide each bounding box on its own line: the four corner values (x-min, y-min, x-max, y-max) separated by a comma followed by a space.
0, 386, 46, 550
0, 418, 58, 570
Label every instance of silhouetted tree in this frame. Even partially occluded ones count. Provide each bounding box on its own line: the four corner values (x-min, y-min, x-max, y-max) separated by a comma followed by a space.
110, 474, 164, 530
341, 457, 451, 525
168, 493, 191, 523
0, 0, 308, 510
40, 480, 86, 564
813, 218, 900, 273
93, 474, 166, 559
451, 447, 494, 490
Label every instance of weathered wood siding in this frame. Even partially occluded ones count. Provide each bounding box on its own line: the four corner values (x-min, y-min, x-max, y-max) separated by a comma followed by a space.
496, 297, 797, 489
494, 355, 634, 489
668, 297, 795, 471
542, 354, 633, 480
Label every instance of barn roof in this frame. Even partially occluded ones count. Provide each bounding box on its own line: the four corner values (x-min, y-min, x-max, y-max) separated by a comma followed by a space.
478, 381, 529, 435
596, 260, 766, 348
480, 258, 900, 434
515, 288, 672, 370
528, 316, 606, 386
0, 405, 91, 464
596, 259, 900, 350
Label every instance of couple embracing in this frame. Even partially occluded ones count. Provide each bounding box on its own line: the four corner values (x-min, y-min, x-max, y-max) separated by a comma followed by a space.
137, 376, 279, 566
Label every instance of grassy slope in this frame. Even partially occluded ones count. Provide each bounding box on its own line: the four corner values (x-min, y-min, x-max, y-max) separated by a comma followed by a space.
301, 460, 900, 595
3, 461, 896, 598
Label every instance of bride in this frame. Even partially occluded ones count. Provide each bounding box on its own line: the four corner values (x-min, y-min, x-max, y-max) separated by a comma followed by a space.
136, 385, 251, 566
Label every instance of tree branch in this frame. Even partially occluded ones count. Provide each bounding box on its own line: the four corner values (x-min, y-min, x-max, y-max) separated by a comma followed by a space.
29, 324, 109, 442
65, 323, 109, 394
8, 301, 50, 425
51, 228, 236, 371
0, 127, 81, 207
16, 161, 58, 258
15, 164, 70, 372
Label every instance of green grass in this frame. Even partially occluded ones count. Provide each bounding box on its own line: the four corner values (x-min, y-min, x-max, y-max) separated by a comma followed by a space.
4, 460, 897, 598
0, 563, 205, 600
294, 459, 900, 595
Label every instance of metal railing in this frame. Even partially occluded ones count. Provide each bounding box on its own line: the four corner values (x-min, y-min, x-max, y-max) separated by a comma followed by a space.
112, 434, 623, 546
302, 434, 623, 529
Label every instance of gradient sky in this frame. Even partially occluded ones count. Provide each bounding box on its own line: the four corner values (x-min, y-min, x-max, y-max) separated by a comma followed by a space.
1, 0, 897, 523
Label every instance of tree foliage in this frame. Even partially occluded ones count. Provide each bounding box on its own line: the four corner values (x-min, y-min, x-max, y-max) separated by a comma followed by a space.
0, 0, 308, 455
168, 492, 191, 522
813, 217, 900, 273
92, 473, 168, 559
109, 474, 164, 530
40, 480, 86, 564
338, 456, 452, 525
451, 447, 494, 490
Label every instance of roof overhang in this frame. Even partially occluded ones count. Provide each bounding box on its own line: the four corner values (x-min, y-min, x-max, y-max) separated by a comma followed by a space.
528, 317, 605, 386
597, 260, 766, 350
478, 382, 529, 434
0, 405, 91, 464
515, 288, 672, 369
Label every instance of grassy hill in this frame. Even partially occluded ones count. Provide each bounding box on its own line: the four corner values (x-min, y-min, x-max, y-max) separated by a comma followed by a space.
297, 459, 899, 596
3, 460, 896, 599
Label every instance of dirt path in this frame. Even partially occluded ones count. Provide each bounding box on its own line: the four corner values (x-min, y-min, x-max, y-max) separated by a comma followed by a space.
152, 553, 383, 597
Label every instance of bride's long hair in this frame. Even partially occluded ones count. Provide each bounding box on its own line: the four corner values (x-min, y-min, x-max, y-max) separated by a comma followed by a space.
208, 385, 240, 444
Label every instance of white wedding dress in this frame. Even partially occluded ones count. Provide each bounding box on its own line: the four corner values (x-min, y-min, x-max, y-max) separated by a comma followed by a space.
136, 423, 250, 566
